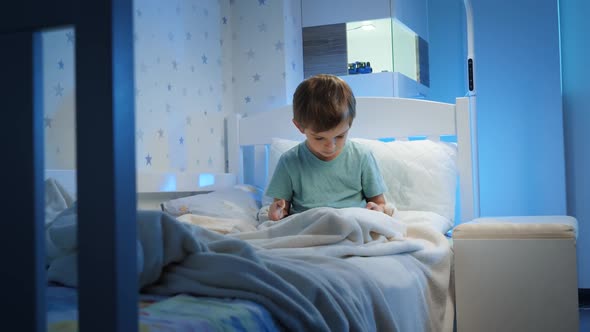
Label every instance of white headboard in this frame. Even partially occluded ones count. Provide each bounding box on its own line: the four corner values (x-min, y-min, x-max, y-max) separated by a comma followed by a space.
227, 96, 479, 223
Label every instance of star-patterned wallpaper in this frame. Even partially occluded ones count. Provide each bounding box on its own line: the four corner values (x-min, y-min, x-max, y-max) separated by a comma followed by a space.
42, 0, 303, 176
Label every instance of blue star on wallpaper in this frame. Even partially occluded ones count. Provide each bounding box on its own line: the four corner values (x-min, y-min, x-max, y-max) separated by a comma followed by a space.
44, 117, 53, 128
252, 73, 261, 82
179, 137, 184, 145
258, 0, 267, 6
65, 31, 75, 44
202, 54, 208, 64
275, 40, 284, 51
157, 129, 164, 139
245, 96, 251, 103
246, 49, 255, 60
145, 154, 152, 166
58, 60, 64, 69
54, 83, 64, 96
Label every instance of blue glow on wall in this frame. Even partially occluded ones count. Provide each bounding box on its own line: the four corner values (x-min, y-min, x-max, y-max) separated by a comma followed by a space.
199, 173, 215, 187
161, 174, 176, 192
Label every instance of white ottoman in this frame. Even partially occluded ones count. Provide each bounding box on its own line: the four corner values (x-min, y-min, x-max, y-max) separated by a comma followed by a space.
453, 216, 579, 332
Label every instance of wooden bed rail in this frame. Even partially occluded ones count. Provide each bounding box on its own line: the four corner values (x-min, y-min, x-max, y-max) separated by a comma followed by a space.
1, 1, 138, 331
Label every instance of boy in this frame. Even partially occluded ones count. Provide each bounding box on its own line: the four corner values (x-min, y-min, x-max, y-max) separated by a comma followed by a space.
266, 74, 393, 221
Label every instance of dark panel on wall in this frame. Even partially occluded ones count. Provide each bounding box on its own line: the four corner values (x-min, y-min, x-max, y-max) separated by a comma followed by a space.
417, 36, 430, 87
303, 23, 347, 78
0, 0, 75, 31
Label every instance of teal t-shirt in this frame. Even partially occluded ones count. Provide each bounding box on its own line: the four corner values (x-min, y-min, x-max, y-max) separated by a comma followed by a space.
265, 140, 387, 214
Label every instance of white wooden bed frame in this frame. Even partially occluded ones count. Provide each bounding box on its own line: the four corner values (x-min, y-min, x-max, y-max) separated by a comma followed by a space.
228, 96, 479, 223
41, 96, 478, 332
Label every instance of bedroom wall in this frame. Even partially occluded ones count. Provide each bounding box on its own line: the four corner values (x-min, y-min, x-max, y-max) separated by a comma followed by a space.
429, 0, 566, 216
560, 0, 590, 288
429, 0, 590, 286
42, 0, 229, 174
426, 0, 465, 104
229, 0, 303, 116
42, 0, 303, 175
471, 0, 566, 217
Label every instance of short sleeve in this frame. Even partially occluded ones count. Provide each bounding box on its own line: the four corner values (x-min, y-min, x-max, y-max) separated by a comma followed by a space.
361, 151, 388, 198
265, 156, 293, 201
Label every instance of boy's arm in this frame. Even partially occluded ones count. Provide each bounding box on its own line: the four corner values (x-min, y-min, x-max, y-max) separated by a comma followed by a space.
366, 194, 394, 216
268, 198, 291, 221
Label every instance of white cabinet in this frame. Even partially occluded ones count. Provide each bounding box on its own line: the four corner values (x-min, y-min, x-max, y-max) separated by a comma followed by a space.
301, 0, 391, 28
302, 0, 428, 42
453, 216, 579, 332
340, 72, 428, 98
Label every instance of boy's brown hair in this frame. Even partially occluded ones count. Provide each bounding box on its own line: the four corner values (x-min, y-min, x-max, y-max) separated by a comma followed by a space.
292, 74, 356, 133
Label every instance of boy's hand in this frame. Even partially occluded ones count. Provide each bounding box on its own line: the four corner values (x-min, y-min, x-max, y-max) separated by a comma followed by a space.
269, 199, 288, 221
365, 201, 384, 213
366, 202, 394, 216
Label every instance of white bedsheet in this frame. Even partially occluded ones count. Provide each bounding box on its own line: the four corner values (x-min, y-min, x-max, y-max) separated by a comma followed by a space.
235, 207, 455, 332
46, 206, 453, 332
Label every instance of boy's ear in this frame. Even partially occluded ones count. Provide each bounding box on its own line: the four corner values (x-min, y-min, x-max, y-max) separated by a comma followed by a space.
292, 119, 305, 134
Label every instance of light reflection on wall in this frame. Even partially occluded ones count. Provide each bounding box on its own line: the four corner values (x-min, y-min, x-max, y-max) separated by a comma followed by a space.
346, 19, 392, 73
339, 18, 425, 83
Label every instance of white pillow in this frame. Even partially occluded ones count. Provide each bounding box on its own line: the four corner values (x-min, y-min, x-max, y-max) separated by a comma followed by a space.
266, 137, 457, 225
45, 178, 76, 225
351, 138, 457, 222
161, 185, 262, 226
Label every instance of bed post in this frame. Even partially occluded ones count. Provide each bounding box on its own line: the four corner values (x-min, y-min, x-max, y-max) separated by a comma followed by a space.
0, 29, 46, 332
75, 1, 139, 331
227, 113, 244, 184
462, 0, 480, 220
456, 97, 479, 223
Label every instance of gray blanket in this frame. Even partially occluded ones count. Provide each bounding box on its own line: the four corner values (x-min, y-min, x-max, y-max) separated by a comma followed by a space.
46, 207, 452, 332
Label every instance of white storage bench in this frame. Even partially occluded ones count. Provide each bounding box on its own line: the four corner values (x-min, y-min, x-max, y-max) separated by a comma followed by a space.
453, 216, 579, 332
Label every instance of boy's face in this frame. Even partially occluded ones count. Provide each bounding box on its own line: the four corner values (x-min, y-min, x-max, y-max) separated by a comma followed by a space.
294, 119, 350, 161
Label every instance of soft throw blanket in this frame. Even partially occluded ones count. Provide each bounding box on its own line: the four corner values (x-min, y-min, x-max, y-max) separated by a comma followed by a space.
46, 207, 452, 332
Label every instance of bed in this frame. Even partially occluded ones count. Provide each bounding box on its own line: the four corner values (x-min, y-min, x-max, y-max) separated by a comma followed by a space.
44, 96, 478, 331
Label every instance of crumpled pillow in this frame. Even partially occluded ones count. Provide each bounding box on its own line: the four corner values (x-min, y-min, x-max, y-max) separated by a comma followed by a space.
161, 185, 262, 227
45, 178, 76, 225
351, 138, 457, 224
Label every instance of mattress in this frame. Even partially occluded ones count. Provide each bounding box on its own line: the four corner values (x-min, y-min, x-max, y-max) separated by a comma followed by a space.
47, 285, 281, 332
